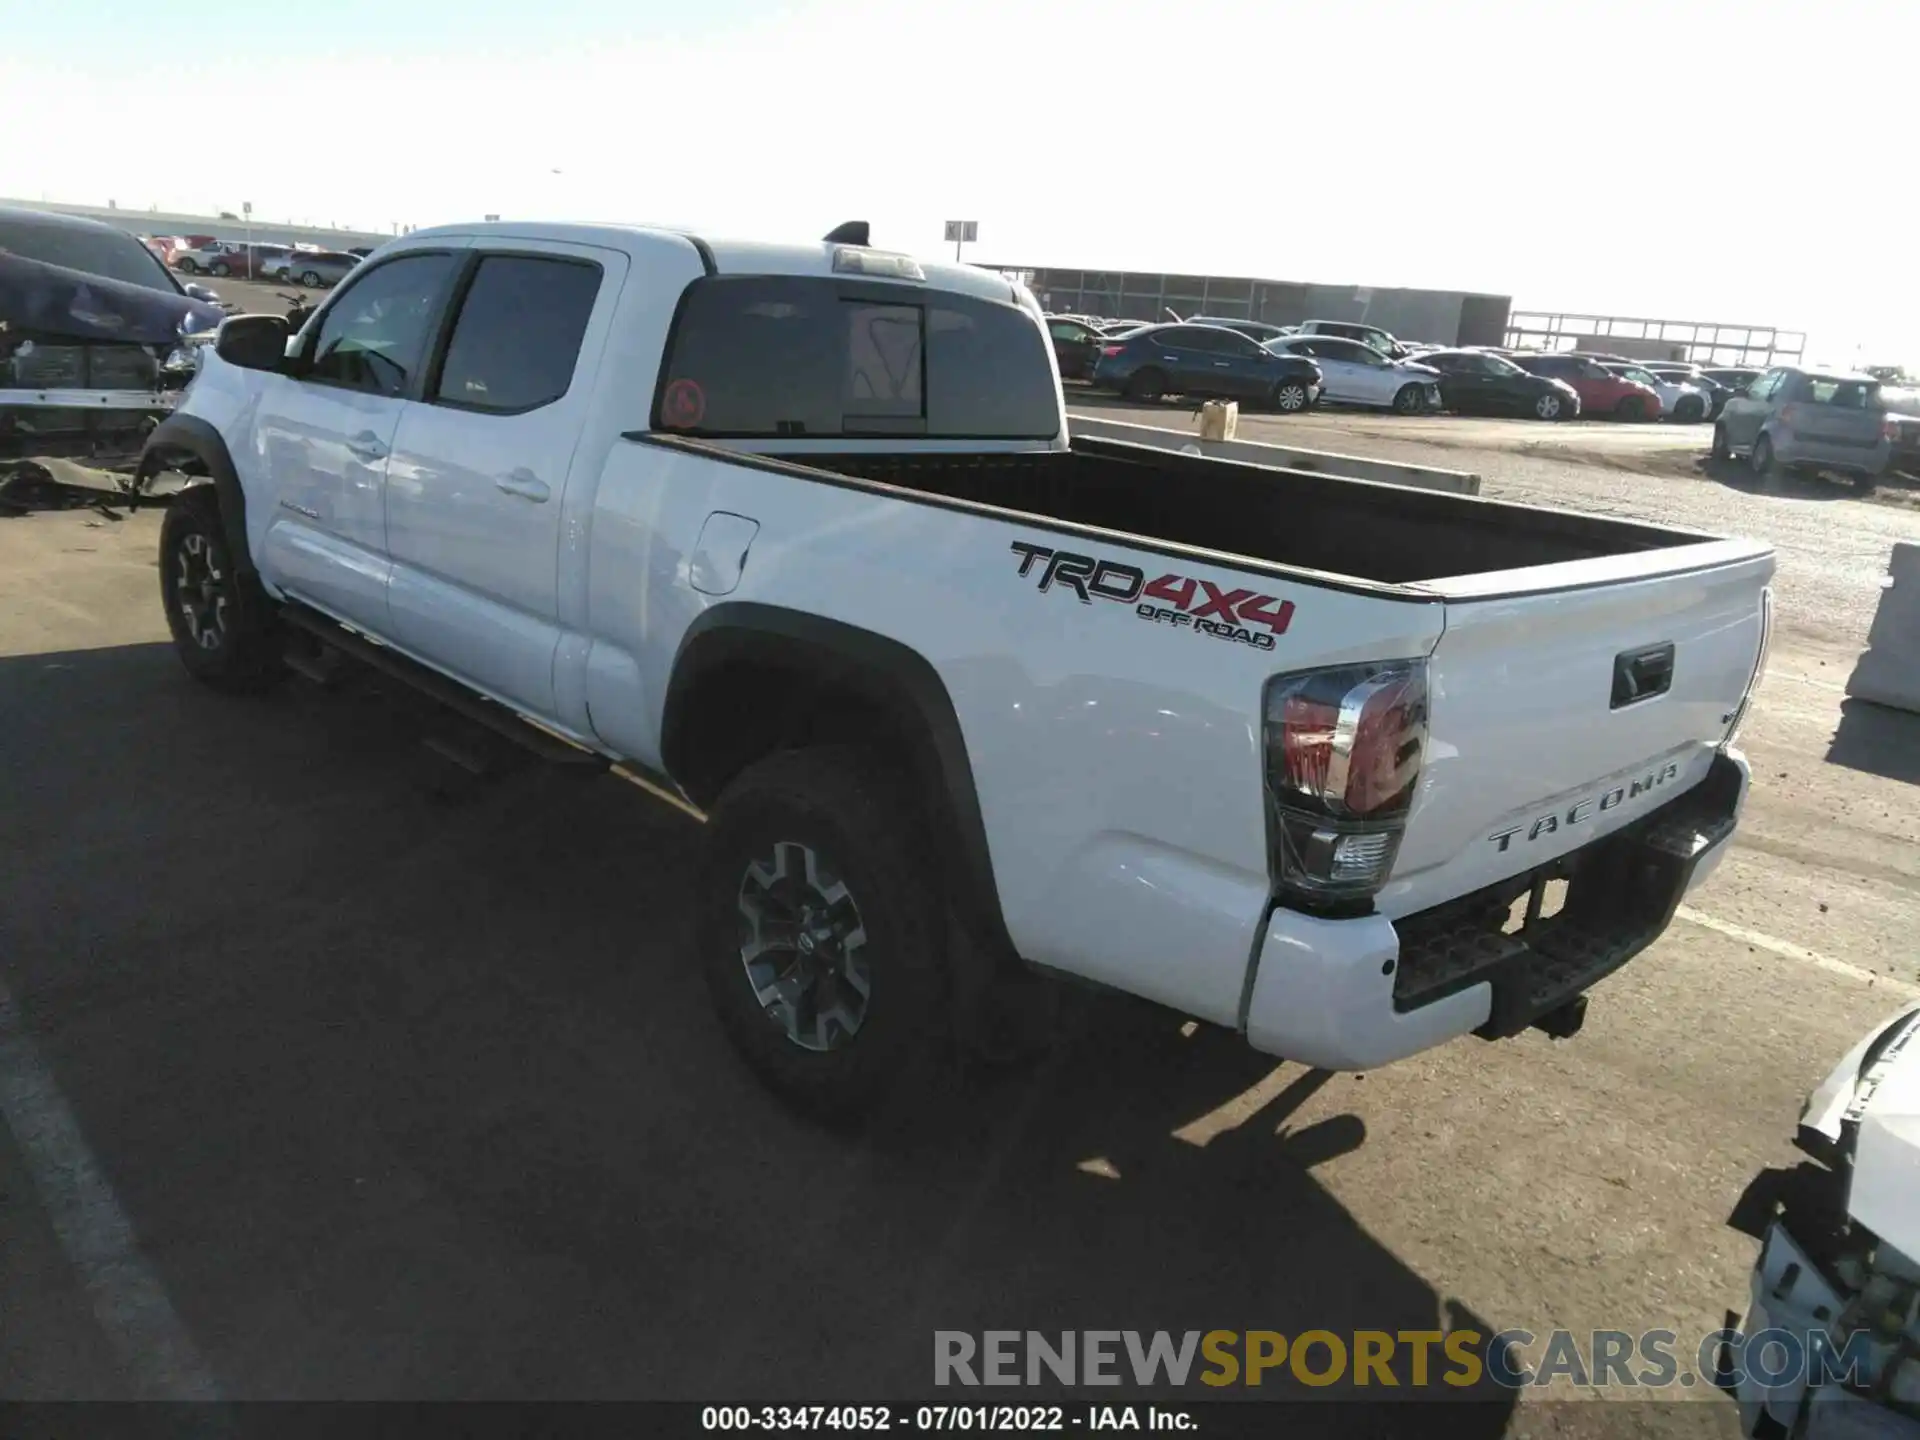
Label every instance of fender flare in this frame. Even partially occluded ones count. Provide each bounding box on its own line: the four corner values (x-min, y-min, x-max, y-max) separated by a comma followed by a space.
662, 602, 1014, 957
136, 414, 255, 575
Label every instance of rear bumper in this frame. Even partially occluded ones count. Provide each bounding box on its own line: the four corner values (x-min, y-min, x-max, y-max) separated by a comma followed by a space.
1774, 431, 1891, 475
1244, 749, 1749, 1070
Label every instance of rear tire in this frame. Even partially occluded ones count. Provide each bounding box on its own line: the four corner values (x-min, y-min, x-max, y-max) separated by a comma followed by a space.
697, 746, 948, 1125
158, 488, 285, 692
300, 270, 323, 288
1126, 368, 1167, 402
1392, 383, 1424, 415
177, 258, 200, 275
1271, 379, 1310, 413
1752, 433, 1776, 476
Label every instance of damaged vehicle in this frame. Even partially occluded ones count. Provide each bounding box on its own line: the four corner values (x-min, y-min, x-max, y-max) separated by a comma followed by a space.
1, 204, 226, 470
1734, 1001, 1920, 1438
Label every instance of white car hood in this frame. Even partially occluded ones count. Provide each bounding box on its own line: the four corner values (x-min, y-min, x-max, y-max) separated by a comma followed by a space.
1803, 1002, 1920, 1256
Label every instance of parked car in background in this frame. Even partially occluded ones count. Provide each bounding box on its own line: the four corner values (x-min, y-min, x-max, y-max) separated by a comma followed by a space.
1704, 366, 1764, 396
274, 250, 357, 288
1419, 348, 1582, 420
171, 239, 241, 275
1044, 315, 1104, 380
1, 204, 225, 464
1647, 362, 1735, 419
1295, 319, 1411, 360
239, 244, 293, 280
1091, 322, 1321, 410
1511, 352, 1662, 420
1266, 334, 1440, 413
345, 246, 375, 259
1712, 366, 1892, 485
1186, 315, 1295, 345
1881, 386, 1920, 476
1596, 360, 1711, 422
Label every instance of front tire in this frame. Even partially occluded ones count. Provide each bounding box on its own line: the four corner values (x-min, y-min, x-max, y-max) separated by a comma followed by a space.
209, 261, 230, 277
1533, 392, 1564, 421
1125, 367, 1167, 402
1675, 396, 1705, 423
1616, 395, 1648, 422
1270, 379, 1310, 413
698, 747, 947, 1123
1392, 383, 1424, 415
158, 488, 285, 691
1711, 423, 1731, 461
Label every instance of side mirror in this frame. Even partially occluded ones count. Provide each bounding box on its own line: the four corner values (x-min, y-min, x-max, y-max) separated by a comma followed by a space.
214, 314, 291, 372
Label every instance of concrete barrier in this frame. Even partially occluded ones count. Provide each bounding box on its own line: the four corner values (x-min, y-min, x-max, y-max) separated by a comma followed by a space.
1066, 412, 1482, 496
1846, 542, 1920, 714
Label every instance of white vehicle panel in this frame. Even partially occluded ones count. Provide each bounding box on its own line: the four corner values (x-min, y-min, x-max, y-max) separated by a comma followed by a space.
1384, 557, 1771, 915
384, 240, 632, 717
582, 438, 1444, 1022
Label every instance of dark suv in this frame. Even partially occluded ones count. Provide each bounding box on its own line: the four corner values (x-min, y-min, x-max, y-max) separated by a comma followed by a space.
1090, 323, 1322, 411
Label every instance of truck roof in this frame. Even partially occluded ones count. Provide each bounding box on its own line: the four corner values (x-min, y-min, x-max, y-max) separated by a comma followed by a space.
401, 220, 1023, 306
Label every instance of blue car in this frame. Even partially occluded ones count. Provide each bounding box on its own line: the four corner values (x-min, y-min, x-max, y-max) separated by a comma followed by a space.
1091, 322, 1322, 412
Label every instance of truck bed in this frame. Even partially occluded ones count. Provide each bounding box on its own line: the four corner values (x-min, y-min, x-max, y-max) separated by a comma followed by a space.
809, 439, 1701, 589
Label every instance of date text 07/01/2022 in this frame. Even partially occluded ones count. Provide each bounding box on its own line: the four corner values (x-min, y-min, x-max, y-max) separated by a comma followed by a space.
700, 1403, 1195, 1432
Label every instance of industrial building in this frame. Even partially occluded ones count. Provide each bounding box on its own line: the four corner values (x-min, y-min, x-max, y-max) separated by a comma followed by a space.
993, 265, 1514, 349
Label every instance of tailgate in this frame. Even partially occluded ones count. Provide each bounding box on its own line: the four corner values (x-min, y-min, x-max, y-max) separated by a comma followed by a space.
1382, 550, 1772, 917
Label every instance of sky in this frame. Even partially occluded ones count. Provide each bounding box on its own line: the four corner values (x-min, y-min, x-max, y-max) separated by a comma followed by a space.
3, 0, 1914, 364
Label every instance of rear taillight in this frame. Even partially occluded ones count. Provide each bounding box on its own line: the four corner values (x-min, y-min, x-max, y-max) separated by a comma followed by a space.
1263, 660, 1429, 905
1100, 345, 1125, 358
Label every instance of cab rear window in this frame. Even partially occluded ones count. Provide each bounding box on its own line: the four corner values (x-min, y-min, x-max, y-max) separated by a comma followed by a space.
654, 275, 1059, 440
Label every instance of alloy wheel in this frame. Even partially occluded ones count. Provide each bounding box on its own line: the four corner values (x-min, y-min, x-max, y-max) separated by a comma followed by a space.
174, 531, 228, 652
737, 840, 872, 1053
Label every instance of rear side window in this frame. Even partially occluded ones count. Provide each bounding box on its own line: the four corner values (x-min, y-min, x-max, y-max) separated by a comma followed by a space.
1805, 377, 1878, 409
655, 276, 1058, 439
434, 255, 602, 413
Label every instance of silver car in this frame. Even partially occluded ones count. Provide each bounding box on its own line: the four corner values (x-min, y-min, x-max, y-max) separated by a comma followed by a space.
1712, 366, 1892, 484
277, 250, 358, 288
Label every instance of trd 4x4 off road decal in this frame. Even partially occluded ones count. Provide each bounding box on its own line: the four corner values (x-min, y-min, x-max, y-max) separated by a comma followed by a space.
1009, 541, 1293, 652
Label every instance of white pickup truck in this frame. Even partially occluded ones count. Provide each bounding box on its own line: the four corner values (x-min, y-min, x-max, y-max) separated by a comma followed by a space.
135, 220, 1775, 1118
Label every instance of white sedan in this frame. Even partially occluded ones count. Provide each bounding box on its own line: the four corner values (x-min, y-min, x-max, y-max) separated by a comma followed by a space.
1603, 363, 1712, 422
1267, 335, 1443, 413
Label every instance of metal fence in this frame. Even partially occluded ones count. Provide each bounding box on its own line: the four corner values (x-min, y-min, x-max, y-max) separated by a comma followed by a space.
1503, 311, 1806, 367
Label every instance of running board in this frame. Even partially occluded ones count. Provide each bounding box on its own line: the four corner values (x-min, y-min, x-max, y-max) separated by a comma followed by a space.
278, 604, 605, 769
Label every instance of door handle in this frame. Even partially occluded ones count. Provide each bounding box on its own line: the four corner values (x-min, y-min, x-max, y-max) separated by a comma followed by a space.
345, 432, 387, 462
496, 469, 551, 503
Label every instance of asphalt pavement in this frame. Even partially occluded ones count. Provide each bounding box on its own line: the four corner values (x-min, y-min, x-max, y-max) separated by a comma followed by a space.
2, 410, 1917, 1433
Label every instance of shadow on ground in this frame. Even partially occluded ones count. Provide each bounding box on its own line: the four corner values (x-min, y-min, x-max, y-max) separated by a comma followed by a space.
0, 642, 1517, 1432
1827, 697, 1920, 785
